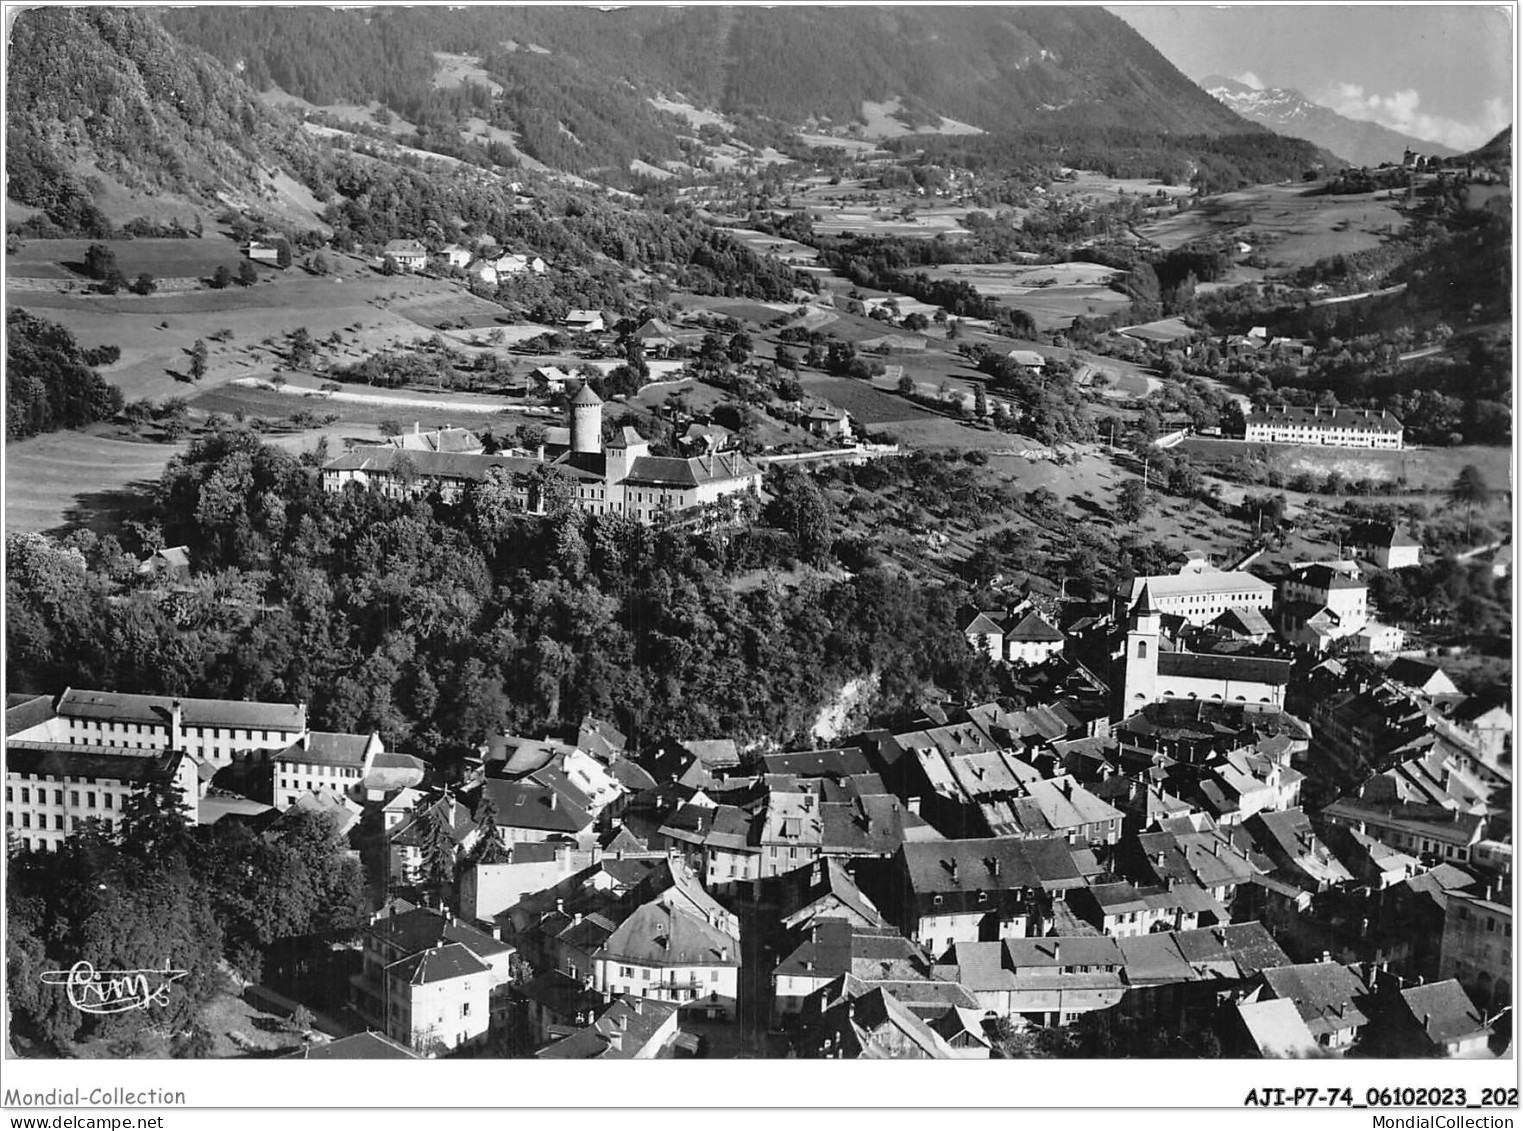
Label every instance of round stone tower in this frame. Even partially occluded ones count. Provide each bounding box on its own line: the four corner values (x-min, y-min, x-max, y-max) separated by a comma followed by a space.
571, 381, 603, 455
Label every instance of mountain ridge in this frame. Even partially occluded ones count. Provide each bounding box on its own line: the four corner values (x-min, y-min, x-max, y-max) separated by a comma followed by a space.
1203, 74, 1459, 167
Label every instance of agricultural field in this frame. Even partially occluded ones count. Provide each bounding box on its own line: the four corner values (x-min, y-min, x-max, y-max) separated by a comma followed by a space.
798, 374, 940, 427
919, 261, 1132, 331
7, 252, 505, 404
1176, 437, 1512, 495
1048, 170, 1196, 205
4, 429, 185, 535
431, 51, 504, 95
7, 237, 250, 281
1135, 182, 1406, 271
808, 209, 972, 240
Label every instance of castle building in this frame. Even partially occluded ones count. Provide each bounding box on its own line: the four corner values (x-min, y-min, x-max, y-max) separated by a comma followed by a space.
322, 384, 761, 525
552, 384, 762, 522
1119, 585, 1292, 718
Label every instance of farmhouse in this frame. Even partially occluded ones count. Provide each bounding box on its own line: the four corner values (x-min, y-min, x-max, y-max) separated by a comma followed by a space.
136, 545, 192, 582
1243, 404, 1404, 450
383, 240, 429, 272
241, 240, 280, 264
564, 309, 606, 334
1345, 521, 1422, 570
436, 244, 473, 269
803, 406, 852, 440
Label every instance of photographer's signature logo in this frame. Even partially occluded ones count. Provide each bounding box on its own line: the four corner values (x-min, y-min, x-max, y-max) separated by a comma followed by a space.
40, 960, 189, 1014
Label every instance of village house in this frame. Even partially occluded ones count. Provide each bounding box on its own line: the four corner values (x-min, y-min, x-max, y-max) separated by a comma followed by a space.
796, 983, 958, 1058
591, 860, 741, 1020
1277, 562, 1369, 650
436, 244, 473, 269
387, 793, 480, 888
873, 836, 1085, 957
136, 545, 192, 583
951, 935, 1128, 1026
351, 906, 515, 1056
273, 731, 384, 810
772, 920, 925, 1024
241, 240, 280, 264
382, 239, 428, 271
1255, 961, 1373, 1051
1345, 521, 1423, 570
1381, 979, 1493, 1057
1438, 890, 1512, 1015
563, 309, 606, 334
489, 251, 546, 276
535, 994, 680, 1059
802, 406, 853, 440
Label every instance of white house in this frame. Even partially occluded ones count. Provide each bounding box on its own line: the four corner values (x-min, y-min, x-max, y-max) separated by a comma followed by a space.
383, 240, 429, 272
273, 731, 383, 810
437, 244, 473, 269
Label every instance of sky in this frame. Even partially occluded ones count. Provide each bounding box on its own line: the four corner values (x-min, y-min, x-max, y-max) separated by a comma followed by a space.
1109, 5, 1514, 150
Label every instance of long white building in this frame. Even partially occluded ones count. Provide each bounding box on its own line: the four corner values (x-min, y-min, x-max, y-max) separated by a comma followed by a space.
1244, 404, 1403, 450
1127, 559, 1276, 627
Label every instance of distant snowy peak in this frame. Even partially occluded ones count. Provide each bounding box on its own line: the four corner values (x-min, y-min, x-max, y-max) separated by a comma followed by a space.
1203, 74, 1458, 167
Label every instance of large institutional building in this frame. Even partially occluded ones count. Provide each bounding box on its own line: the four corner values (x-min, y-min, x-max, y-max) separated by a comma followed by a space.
323, 385, 762, 524
1126, 559, 1277, 627
5, 689, 381, 851
1244, 404, 1404, 450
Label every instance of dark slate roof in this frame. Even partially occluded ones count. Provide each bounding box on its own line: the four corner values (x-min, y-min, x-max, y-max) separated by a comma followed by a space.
1003, 609, 1064, 643
482, 777, 593, 833
370, 908, 511, 960
6, 741, 183, 785
620, 452, 761, 489
1286, 564, 1366, 591
1216, 606, 1274, 637
6, 694, 56, 735
1348, 521, 1419, 550
901, 836, 1083, 916
323, 446, 540, 482
276, 732, 372, 767
762, 748, 874, 779
535, 994, 679, 1060
291, 1032, 420, 1060
1156, 651, 1293, 685
1262, 963, 1371, 1035
53, 688, 305, 730
1247, 404, 1402, 432
388, 941, 492, 986
1399, 980, 1491, 1045
1172, 922, 1289, 977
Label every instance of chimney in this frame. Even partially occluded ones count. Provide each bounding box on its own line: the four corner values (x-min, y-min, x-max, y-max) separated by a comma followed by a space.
414, 421, 421, 435
556, 898, 564, 914
550, 792, 558, 811
632, 998, 642, 1015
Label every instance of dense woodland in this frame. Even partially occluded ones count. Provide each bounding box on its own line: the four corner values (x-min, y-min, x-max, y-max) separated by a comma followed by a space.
6, 794, 365, 1053
6, 310, 125, 440
6, 428, 999, 758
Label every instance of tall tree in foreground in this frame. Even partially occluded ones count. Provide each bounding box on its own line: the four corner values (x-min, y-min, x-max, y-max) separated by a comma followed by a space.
1448, 465, 1490, 544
